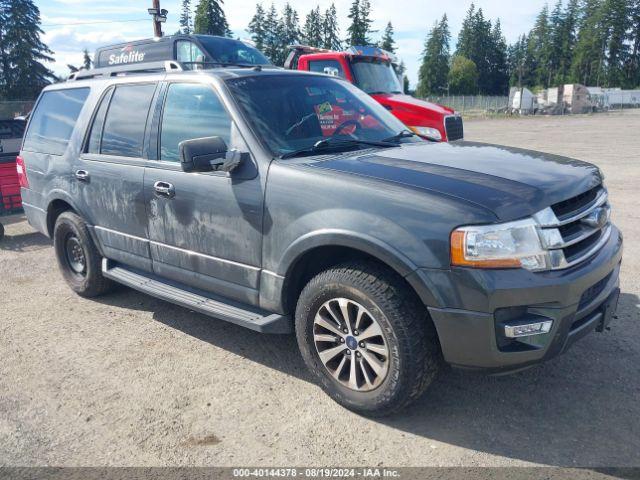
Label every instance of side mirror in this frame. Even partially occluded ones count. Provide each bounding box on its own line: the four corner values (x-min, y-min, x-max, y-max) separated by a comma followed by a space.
179, 136, 243, 173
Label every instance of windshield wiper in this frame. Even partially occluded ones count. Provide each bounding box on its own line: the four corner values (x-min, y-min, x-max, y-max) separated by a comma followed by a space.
382, 129, 417, 143
280, 137, 395, 160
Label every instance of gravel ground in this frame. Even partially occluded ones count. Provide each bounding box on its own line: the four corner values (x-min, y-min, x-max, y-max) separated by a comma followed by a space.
1, 110, 639, 468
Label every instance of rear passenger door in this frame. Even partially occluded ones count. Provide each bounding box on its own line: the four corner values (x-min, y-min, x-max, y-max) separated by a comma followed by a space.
144, 81, 264, 305
76, 82, 158, 272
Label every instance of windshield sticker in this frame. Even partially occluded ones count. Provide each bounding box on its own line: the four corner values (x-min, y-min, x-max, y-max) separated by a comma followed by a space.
316, 102, 333, 115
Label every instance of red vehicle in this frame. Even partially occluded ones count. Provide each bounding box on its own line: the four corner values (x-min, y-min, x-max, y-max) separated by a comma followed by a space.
285, 45, 463, 142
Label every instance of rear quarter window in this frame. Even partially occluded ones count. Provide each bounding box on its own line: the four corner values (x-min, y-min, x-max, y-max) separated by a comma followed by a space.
23, 88, 90, 156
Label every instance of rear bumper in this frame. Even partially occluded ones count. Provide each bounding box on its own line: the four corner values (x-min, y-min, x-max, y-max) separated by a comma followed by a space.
415, 226, 623, 372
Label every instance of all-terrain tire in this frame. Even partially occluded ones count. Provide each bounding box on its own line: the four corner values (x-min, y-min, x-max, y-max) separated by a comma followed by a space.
53, 211, 113, 297
295, 261, 441, 417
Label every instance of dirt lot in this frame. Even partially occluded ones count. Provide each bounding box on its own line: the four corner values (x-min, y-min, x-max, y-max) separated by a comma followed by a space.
1, 111, 639, 468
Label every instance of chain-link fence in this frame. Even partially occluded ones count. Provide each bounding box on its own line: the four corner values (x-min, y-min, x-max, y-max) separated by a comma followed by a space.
0, 101, 34, 120
419, 95, 510, 116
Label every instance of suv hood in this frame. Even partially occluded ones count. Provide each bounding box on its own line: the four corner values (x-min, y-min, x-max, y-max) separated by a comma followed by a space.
372, 93, 455, 116
302, 141, 602, 221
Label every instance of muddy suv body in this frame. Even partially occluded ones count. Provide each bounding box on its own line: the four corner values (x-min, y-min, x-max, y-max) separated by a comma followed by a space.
19, 63, 622, 415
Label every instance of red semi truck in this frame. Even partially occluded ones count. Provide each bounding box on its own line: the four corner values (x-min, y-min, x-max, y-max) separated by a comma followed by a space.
285, 45, 463, 142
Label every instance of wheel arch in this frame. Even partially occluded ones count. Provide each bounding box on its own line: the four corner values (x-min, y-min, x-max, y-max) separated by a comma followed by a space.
278, 230, 439, 314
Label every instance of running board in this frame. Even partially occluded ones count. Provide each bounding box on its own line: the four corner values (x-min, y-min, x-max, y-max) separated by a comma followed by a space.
102, 260, 292, 334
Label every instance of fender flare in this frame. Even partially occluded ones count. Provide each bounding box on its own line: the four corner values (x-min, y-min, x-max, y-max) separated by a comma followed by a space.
277, 229, 439, 308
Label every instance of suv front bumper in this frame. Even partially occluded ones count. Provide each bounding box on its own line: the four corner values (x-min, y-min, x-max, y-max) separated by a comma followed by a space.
411, 226, 623, 372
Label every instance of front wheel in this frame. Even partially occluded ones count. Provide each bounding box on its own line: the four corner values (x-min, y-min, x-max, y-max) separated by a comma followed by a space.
295, 262, 441, 416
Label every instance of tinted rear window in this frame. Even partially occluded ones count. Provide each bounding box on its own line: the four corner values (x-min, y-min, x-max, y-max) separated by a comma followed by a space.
23, 88, 89, 155
0, 120, 25, 140
100, 84, 156, 157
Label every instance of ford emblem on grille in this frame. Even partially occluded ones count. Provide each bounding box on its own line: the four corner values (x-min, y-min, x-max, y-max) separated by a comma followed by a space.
581, 207, 609, 229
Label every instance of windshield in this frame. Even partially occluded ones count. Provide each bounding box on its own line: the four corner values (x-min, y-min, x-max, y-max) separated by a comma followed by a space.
351, 58, 403, 94
226, 74, 418, 158
197, 36, 271, 66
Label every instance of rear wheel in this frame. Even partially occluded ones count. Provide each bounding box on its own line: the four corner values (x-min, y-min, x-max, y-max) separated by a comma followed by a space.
53, 211, 113, 297
295, 261, 441, 416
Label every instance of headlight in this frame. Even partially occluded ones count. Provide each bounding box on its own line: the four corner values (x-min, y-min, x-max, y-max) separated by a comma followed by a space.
451, 218, 549, 271
409, 126, 442, 141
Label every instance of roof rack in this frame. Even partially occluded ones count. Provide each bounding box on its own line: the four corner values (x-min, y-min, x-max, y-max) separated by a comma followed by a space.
67, 61, 183, 81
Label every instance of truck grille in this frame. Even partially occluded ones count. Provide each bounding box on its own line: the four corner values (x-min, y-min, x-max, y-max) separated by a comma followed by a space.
534, 185, 611, 270
445, 115, 464, 141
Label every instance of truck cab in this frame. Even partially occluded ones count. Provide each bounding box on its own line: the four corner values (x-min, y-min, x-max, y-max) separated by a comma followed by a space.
93, 34, 272, 71
286, 45, 463, 142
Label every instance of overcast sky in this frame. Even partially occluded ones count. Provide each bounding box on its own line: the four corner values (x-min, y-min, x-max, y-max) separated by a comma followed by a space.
38, 0, 550, 86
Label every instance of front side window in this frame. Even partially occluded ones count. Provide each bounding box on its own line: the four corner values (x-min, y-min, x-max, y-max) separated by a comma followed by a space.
197, 36, 271, 66
160, 83, 232, 162
100, 84, 156, 158
176, 41, 206, 69
308, 60, 346, 79
23, 88, 90, 155
351, 59, 403, 95
226, 74, 413, 158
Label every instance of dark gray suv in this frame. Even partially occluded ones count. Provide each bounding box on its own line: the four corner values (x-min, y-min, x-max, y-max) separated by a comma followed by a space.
19, 62, 622, 416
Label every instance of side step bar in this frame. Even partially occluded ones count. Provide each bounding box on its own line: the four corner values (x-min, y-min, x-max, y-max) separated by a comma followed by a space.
102, 260, 292, 334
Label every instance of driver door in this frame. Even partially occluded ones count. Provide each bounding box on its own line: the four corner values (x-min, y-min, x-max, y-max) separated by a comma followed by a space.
144, 81, 264, 305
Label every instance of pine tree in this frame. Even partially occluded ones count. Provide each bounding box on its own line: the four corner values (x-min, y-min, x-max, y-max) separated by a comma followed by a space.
277, 3, 300, 64
248, 4, 267, 51
302, 6, 324, 48
627, 0, 640, 86
82, 48, 92, 70
194, 0, 231, 37
263, 3, 282, 61
488, 20, 509, 94
0, 0, 55, 100
180, 0, 193, 34
347, 0, 372, 46
527, 4, 552, 87
416, 15, 451, 97
602, 0, 631, 87
508, 34, 533, 87
571, 0, 607, 86
380, 22, 395, 53
322, 4, 341, 51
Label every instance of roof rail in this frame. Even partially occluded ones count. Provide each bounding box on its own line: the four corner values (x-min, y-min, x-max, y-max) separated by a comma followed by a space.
68, 61, 183, 81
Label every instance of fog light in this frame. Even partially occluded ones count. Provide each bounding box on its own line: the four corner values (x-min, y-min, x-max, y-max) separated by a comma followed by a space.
504, 320, 553, 338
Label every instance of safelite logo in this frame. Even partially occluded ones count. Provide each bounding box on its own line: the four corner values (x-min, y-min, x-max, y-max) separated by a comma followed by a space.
108, 44, 146, 65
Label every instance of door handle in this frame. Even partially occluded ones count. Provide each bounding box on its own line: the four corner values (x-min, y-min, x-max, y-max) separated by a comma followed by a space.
75, 169, 90, 182
154, 181, 175, 198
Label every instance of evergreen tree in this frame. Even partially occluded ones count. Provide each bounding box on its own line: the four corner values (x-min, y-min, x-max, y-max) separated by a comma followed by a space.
303, 6, 324, 48
277, 3, 300, 64
194, 0, 231, 37
380, 22, 396, 53
347, 0, 373, 45
322, 4, 342, 51
416, 15, 451, 97
507, 34, 533, 87
263, 3, 283, 61
248, 4, 267, 51
82, 48, 92, 70
0, 0, 55, 100
627, 0, 640, 86
180, 0, 193, 34
602, 0, 631, 87
571, 0, 607, 85
547, 0, 567, 85
527, 4, 552, 87
488, 20, 509, 94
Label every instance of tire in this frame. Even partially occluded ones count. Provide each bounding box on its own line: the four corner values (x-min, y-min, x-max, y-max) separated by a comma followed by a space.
0, 222, 4, 240
53, 211, 113, 298
295, 261, 441, 416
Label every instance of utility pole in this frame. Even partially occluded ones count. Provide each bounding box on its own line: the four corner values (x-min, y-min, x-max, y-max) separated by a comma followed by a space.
148, 0, 168, 38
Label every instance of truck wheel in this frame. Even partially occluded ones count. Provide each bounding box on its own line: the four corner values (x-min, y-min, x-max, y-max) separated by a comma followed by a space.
295, 262, 441, 416
53, 211, 113, 298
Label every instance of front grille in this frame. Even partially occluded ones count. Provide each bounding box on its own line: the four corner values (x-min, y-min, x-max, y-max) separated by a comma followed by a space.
445, 115, 464, 141
535, 185, 611, 270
